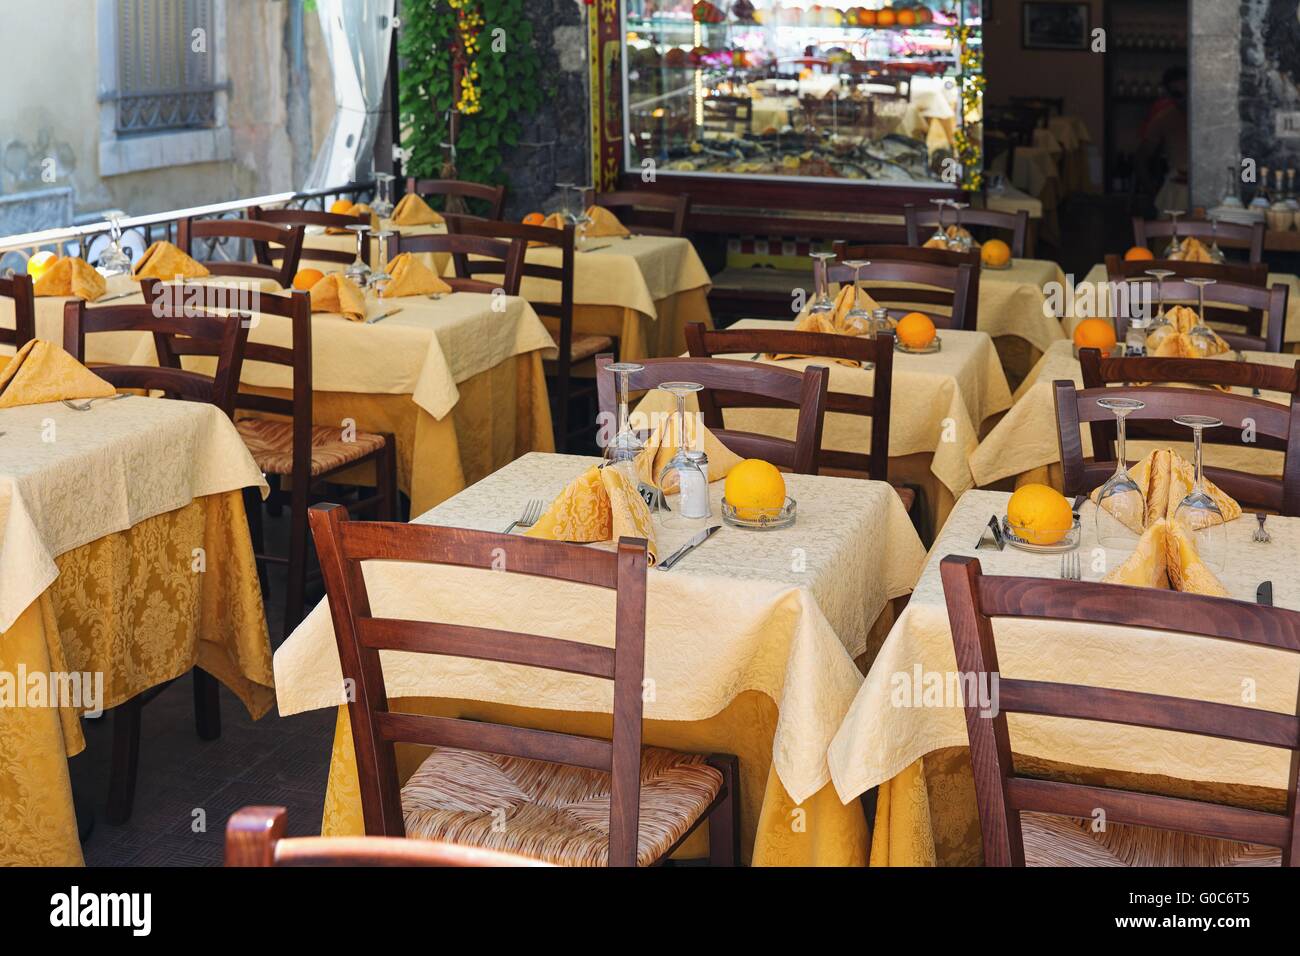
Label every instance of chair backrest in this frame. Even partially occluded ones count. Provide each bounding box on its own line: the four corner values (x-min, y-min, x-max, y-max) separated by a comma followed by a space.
595, 354, 830, 474
249, 206, 369, 266
0, 273, 35, 351
386, 232, 525, 296
903, 204, 1029, 258
683, 322, 893, 480
1133, 218, 1266, 264
1052, 375, 1300, 515
62, 288, 250, 417
940, 554, 1300, 867
825, 249, 979, 332
1103, 255, 1268, 287
583, 189, 691, 237
307, 503, 650, 866
225, 806, 552, 867
177, 216, 305, 288
406, 177, 507, 220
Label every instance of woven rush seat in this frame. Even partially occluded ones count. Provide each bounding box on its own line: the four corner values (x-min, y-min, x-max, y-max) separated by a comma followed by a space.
1022, 813, 1281, 867
401, 745, 724, 866
236, 417, 387, 476
567, 334, 615, 363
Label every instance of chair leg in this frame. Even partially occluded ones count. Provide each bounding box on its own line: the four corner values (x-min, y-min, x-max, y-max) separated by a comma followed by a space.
283, 478, 311, 640
242, 485, 268, 594
193, 668, 221, 741
705, 754, 740, 866
105, 697, 142, 825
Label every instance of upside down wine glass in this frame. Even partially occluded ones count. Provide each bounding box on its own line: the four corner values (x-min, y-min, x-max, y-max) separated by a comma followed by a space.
1173, 414, 1227, 571
370, 230, 396, 296
1162, 209, 1185, 259
1143, 267, 1177, 350
603, 362, 646, 469
344, 223, 372, 286
808, 251, 836, 320
98, 210, 133, 276
655, 381, 709, 528
947, 202, 972, 253
1093, 397, 1146, 548
927, 198, 950, 246
1184, 276, 1219, 357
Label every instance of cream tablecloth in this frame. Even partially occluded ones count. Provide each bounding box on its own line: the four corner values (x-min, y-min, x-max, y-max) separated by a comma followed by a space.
829, 489, 1300, 805
0, 397, 266, 632
275, 451, 925, 806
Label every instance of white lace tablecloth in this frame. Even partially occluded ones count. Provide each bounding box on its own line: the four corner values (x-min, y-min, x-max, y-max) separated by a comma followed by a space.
0, 397, 266, 631
829, 489, 1300, 803
274, 452, 925, 804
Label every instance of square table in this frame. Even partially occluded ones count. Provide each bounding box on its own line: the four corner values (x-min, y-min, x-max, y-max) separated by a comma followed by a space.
273, 451, 926, 865
0, 396, 272, 865
829, 489, 1300, 866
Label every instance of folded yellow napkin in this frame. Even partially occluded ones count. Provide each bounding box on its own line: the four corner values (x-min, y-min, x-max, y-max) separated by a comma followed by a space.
1177, 236, 1214, 264
1147, 304, 1230, 358
770, 283, 882, 365
391, 194, 444, 227
32, 257, 107, 300
629, 387, 744, 494
1090, 447, 1241, 535
309, 273, 368, 322
584, 205, 631, 239
1102, 518, 1229, 597
0, 339, 117, 409
525, 465, 658, 564
923, 224, 973, 250
132, 241, 210, 281
379, 252, 452, 298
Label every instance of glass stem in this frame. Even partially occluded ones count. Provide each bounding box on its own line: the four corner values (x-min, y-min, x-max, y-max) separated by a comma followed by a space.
617, 373, 630, 438
1115, 414, 1127, 476
1193, 426, 1205, 494
676, 394, 687, 451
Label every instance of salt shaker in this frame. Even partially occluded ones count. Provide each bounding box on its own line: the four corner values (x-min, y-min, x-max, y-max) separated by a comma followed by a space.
678, 450, 712, 520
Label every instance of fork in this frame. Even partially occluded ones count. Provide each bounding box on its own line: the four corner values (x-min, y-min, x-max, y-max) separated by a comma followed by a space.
61, 394, 130, 411
503, 498, 545, 534
1059, 552, 1081, 580
1253, 512, 1271, 543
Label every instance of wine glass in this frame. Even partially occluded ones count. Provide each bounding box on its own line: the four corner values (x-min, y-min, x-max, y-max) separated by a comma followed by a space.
839, 260, 872, 336
1172, 414, 1226, 570
371, 172, 395, 220
97, 210, 133, 276
927, 199, 950, 246
655, 381, 706, 529
1162, 209, 1185, 259
1093, 397, 1146, 548
947, 202, 972, 253
1206, 218, 1227, 264
808, 251, 836, 320
1184, 277, 1219, 357
603, 362, 646, 468
344, 223, 372, 286
554, 181, 576, 218
370, 229, 395, 295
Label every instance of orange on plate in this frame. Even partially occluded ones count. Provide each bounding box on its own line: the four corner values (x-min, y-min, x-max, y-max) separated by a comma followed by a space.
1123, 245, 1154, 261
329, 199, 355, 215
1006, 483, 1073, 546
522, 212, 546, 225
725, 459, 786, 520
980, 238, 1012, 268
896, 311, 936, 349
1073, 317, 1118, 352
292, 268, 325, 291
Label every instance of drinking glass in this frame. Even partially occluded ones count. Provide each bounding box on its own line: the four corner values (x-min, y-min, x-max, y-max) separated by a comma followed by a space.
603, 362, 646, 467
927, 198, 950, 246
839, 259, 872, 338
1173, 414, 1226, 570
1207, 218, 1227, 264
1162, 209, 1184, 259
372, 172, 395, 220
97, 210, 133, 276
1093, 397, 1146, 548
344, 224, 372, 286
554, 181, 576, 217
1184, 277, 1219, 357
655, 381, 707, 528
370, 229, 395, 295
947, 202, 972, 253
808, 251, 836, 320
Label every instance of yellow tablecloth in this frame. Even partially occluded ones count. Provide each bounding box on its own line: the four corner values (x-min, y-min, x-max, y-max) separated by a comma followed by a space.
829, 490, 1300, 865
0, 489, 272, 866
275, 452, 927, 864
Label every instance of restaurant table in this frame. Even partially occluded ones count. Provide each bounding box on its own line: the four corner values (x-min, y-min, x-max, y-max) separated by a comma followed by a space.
828, 489, 1300, 866
6, 274, 558, 516
0, 396, 272, 865
969, 339, 1294, 490
299, 219, 449, 277
273, 451, 927, 866
698, 320, 1013, 533
1069, 263, 1300, 349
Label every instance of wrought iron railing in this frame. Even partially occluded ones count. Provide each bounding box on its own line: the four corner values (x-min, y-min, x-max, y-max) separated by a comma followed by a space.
0, 182, 374, 275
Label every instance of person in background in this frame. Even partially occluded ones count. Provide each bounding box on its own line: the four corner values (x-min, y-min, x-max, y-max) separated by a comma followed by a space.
1137, 66, 1189, 213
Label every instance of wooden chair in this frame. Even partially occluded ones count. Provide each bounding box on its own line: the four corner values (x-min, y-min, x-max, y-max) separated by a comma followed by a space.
0, 273, 35, 352
583, 189, 691, 237
825, 246, 980, 332
1103, 255, 1267, 288
385, 232, 525, 296
406, 177, 507, 220
177, 216, 305, 289
903, 204, 1029, 258
249, 206, 370, 267
596, 354, 830, 475
1133, 217, 1265, 264
307, 503, 740, 866
1102, 255, 1283, 352
1053, 374, 1300, 516
63, 290, 252, 825
941, 555, 1300, 866
447, 217, 597, 452
226, 806, 552, 866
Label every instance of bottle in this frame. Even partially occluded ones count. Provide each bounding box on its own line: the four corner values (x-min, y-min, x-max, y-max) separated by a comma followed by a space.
679, 450, 712, 520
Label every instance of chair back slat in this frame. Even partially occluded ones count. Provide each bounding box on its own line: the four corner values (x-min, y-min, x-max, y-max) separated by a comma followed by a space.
387, 232, 525, 296
940, 555, 1300, 866
178, 216, 305, 288
251, 205, 370, 265
684, 324, 893, 480
903, 204, 1029, 257
406, 178, 507, 219
825, 250, 979, 332
0, 273, 35, 350
308, 504, 650, 865
1133, 218, 1266, 264
583, 189, 691, 236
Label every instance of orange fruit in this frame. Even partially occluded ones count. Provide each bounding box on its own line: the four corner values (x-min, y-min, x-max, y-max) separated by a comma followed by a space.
896, 311, 936, 349
1073, 317, 1118, 352
292, 268, 325, 291
329, 199, 355, 215
896, 8, 916, 26
522, 212, 546, 225
859, 8, 877, 24
877, 7, 897, 26
1123, 245, 1154, 261
980, 238, 1012, 268
724, 459, 787, 520
26, 250, 57, 280
1007, 484, 1073, 546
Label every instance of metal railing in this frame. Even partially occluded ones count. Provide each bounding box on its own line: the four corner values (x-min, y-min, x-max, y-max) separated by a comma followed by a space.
0, 182, 375, 275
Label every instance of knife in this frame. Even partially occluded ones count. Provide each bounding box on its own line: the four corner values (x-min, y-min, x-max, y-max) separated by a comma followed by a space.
1257, 581, 1274, 606
365, 308, 403, 324
656, 524, 721, 571
1071, 493, 1087, 516
95, 290, 139, 303
581, 244, 612, 253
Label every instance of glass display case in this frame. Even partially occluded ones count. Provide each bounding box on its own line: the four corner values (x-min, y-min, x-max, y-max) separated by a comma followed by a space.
620, 2, 984, 190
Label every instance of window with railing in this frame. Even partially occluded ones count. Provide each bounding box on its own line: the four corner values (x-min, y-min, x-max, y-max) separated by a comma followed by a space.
114, 0, 221, 135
